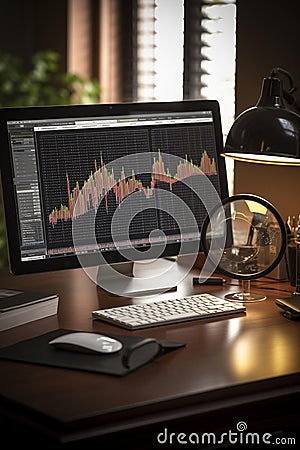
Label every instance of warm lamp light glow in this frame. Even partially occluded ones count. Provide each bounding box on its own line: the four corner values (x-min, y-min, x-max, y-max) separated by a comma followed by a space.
222, 152, 300, 166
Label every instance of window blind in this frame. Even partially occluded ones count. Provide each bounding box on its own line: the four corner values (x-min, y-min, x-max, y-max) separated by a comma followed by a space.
67, 0, 236, 121
135, 0, 236, 123
183, 0, 208, 100
135, 0, 157, 101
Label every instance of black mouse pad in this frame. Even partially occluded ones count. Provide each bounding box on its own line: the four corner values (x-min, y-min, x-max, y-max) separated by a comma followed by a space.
0, 329, 186, 376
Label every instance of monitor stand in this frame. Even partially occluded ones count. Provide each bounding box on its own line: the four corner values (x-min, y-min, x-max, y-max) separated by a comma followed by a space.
94, 255, 194, 297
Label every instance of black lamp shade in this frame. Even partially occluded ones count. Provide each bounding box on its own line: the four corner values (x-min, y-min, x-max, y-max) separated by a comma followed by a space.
223, 76, 300, 165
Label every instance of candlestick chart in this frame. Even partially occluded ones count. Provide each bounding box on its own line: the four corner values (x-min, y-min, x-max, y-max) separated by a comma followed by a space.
48, 149, 216, 227
36, 124, 221, 252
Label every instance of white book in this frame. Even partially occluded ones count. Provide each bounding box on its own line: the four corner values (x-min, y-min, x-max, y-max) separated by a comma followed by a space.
0, 288, 59, 331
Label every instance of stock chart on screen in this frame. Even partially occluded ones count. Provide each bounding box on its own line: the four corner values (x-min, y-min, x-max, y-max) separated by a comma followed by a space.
35, 118, 220, 256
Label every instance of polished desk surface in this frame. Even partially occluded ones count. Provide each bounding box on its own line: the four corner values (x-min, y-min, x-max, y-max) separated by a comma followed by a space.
0, 266, 299, 447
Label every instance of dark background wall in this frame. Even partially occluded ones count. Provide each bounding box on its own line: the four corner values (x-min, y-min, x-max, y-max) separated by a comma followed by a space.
235, 0, 300, 115
0, 0, 68, 70
234, 0, 300, 220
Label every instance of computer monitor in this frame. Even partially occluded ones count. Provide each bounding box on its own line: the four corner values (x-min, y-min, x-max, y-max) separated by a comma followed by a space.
0, 100, 228, 296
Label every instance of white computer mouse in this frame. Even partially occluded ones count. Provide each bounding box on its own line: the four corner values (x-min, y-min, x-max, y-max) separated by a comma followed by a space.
49, 332, 123, 354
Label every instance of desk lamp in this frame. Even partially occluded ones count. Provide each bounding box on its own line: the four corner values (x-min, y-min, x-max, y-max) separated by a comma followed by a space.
222, 67, 300, 314
222, 67, 300, 166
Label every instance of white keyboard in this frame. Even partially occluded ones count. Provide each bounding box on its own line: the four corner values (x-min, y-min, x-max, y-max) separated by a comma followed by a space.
92, 293, 246, 330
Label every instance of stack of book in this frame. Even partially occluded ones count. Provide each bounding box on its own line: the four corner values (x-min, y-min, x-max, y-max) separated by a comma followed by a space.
0, 288, 59, 332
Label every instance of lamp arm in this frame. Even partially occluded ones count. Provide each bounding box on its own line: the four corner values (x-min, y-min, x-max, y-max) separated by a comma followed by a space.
282, 90, 300, 114
271, 67, 300, 114
271, 67, 295, 92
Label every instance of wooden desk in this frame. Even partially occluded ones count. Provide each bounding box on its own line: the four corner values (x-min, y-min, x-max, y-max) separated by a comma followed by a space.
0, 267, 299, 448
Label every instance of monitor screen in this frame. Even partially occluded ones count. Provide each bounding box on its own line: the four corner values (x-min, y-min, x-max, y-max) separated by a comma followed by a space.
0, 100, 228, 279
